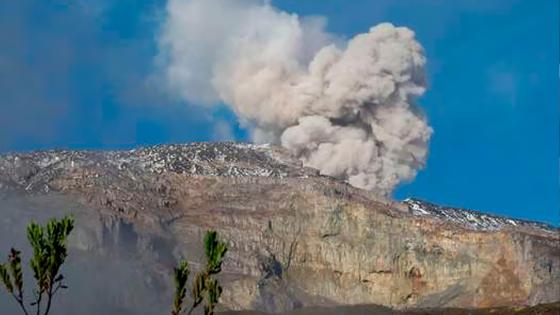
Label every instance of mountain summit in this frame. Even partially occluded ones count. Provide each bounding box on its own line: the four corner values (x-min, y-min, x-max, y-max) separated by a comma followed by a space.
0, 142, 558, 313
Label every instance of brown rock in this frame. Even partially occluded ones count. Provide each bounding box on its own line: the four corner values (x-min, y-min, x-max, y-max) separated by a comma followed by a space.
0, 142, 558, 313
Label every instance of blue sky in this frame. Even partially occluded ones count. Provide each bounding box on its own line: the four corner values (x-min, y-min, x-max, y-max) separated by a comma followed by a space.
0, 0, 558, 224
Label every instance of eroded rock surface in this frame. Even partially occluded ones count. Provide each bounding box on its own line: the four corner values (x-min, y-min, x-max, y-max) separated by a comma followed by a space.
0, 142, 558, 313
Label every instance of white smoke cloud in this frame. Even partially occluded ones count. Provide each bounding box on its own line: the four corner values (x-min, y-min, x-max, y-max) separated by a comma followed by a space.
211, 119, 236, 141
157, 0, 433, 195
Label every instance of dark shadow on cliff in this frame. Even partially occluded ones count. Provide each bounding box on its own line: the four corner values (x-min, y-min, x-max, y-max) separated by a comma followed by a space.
0, 193, 177, 315
2, 193, 558, 315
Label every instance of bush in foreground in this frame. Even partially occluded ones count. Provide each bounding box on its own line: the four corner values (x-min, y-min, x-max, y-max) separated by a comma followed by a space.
0, 216, 74, 315
172, 230, 228, 315
0, 216, 228, 315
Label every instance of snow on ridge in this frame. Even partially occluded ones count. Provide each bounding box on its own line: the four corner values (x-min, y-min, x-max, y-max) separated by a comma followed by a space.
403, 198, 557, 233
130, 142, 297, 177
0, 143, 305, 188
3, 143, 554, 236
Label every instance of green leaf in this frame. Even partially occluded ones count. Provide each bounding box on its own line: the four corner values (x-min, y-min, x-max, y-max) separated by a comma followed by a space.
26, 215, 74, 294
170, 230, 228, 315
191, 272, 206, 306
27, 220, 47, 291
0, 263, 14, 294
203, 230, 228, 275
8, 248, 23, 295
171, 261, 189, 315
205, 277, 222, 312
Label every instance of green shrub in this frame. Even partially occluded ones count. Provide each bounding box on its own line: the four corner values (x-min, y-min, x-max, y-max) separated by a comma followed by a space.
0, 215, 74, 315
0, 217, 228, 315
171, 230, 228, 315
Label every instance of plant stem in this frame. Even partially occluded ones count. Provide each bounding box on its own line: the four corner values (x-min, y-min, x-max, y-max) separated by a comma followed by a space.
35, 290, 42, 315
43, 280, 55, 315
12, 293, 30, 315
186, 301, 198, 315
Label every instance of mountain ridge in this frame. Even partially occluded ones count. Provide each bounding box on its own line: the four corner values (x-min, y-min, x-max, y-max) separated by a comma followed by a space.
0, 142, 558, 313
0, 142, 556, 231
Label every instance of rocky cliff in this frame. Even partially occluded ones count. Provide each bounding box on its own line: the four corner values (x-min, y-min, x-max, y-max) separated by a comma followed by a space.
0, 142, 558, 313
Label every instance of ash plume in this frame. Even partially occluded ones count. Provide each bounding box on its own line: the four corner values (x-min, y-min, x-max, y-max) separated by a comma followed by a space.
157, 0, 433, 195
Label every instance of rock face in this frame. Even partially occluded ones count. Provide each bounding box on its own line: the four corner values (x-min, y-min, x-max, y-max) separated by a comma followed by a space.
0, 142, 558, 313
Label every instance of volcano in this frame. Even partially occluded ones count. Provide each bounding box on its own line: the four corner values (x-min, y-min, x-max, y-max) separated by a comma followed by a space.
0, 142, 558, 314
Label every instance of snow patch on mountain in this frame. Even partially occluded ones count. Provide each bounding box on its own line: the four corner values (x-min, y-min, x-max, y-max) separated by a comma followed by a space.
404, 198, 557, 233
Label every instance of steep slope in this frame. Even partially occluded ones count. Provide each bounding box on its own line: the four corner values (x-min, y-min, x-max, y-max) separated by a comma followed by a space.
0, 142, 558, 313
